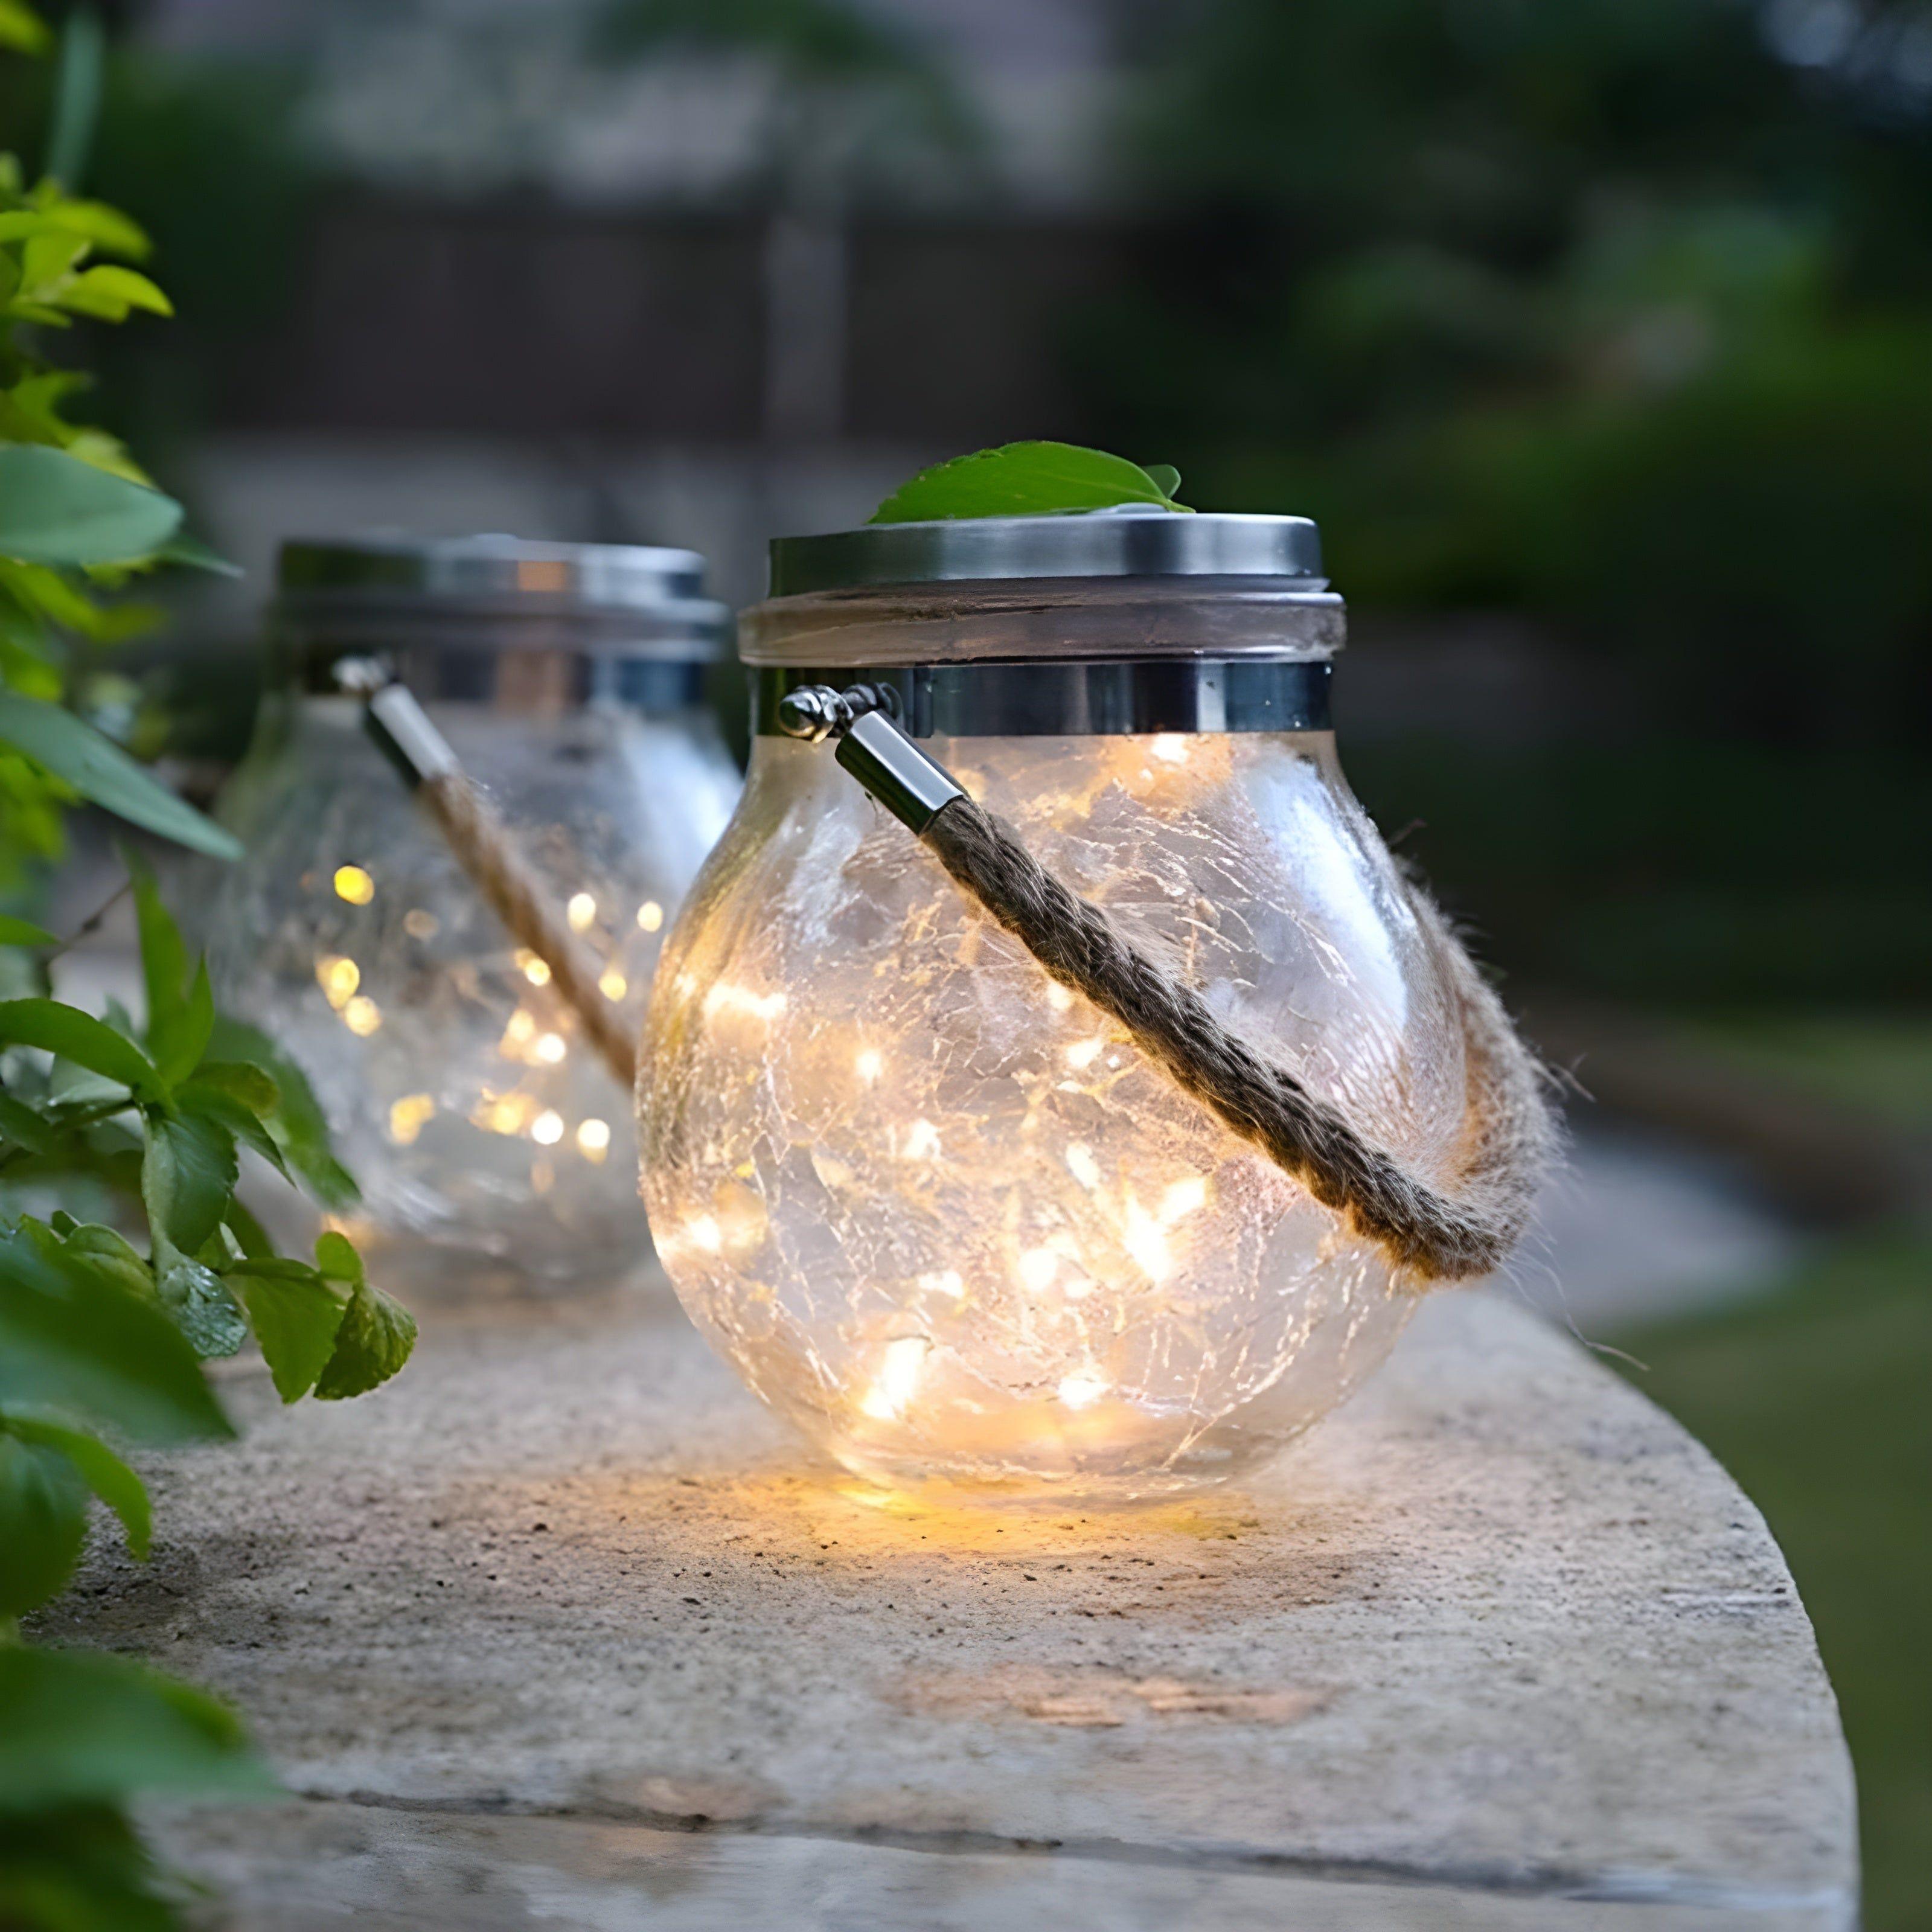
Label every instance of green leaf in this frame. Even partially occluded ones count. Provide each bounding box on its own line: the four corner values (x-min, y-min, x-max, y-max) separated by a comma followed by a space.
0, 913, 56, 945
0, 996, 162, 1097
127, 854, 185, 1031
0, 1220, 226, 1441
203, 1017, 358, 1208
312, 1233, 415, 1400
0, 1089, 57, 1153
155, 529, 240, 577
0, 444, 181, 565
221, 1196, 273, 1261
1142, 463, 1182, 498
178, 1080, 291, 1185
0, 195, 147, 257
16, 228, 86, 297
2, 1410, 150, 1557
869, 441, 1193, 523
0, 1647, 269, 1812
227, 1259, 350, 1403
0, 1803, 179, 1931
155, 1252, 245, 1360
0, 1, 50, 54
141, 1107, 235, 1260
51, 1221, 150, 1299
58, 264, 171, 319
0, 1428, 88, 1615
0, 693, 240, 858
187, 1061, 278, 1116
151, 962, 213, 1089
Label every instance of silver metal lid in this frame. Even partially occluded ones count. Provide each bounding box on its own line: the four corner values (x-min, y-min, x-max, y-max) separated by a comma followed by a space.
276, 533, 731, 660
767, 508, 1325, 598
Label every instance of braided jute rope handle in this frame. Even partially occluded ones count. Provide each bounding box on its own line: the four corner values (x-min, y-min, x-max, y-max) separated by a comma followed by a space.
341, 665, 638, 1090
782, 683, 1559, 1286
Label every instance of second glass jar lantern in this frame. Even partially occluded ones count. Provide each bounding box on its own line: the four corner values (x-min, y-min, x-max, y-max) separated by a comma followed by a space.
643, 513, 1474, 1500
207, 534, 741, 1294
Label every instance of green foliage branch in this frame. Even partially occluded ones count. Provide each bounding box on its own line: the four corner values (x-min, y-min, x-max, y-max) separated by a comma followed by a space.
0, 11, 412, 1927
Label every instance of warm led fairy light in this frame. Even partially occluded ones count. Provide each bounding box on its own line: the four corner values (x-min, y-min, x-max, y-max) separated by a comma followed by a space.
636, 900, 664, 932
534, 1032, 567, 1065
599, 968, 628, 1001
703, 982, 787, 1024
531, 1109, 565, 1147
566, 892, 598, 933
1016, 1247, 1058, 1293
576, 1118, 611, 1161
1057, 1369, 1108, 1410
860, 1337, 929, 1421
639, 721, 1442, 1500
342, 995, 382, 1037
388, 1093, 435, 1145
333, 864, 375, 905
316, 955, 360, 1009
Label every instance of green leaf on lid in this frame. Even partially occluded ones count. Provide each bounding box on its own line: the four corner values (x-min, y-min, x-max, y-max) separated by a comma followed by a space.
869, 441, 1192, 523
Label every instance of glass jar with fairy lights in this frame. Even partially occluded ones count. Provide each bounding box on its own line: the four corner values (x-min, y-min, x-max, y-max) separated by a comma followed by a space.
642, 493, 1552, 1500
206, 534, 740, 1296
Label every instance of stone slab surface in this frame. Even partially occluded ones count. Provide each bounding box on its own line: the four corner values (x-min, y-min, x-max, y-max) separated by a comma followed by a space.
49, 1285, 1857, 1929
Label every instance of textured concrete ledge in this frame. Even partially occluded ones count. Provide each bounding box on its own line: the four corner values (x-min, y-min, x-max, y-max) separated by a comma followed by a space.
48, 1284, 1857, 1929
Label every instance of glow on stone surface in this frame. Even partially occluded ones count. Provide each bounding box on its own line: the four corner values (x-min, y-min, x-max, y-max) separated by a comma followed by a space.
642, 729, 1466, 1500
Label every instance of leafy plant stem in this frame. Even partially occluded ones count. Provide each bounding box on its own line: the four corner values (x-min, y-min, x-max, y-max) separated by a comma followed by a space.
42, 5, 104, 190
43, 877, 130, 961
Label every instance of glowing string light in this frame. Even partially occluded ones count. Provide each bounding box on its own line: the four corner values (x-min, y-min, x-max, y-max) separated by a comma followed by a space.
860, 1337, 929, 1420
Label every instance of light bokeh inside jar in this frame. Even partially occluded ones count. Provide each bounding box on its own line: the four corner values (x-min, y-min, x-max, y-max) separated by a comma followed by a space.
642, 728, 1468, 1500
208, 698, 738, 1294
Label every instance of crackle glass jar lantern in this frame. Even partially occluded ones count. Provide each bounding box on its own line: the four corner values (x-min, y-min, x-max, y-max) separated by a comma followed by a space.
208, 534, 740, 1295
642, 513, 1470, 1498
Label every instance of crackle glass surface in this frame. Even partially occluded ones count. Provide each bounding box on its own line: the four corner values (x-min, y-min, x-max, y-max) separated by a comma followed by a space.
642, 724, 1467, 1500
209, 693, 738, 1294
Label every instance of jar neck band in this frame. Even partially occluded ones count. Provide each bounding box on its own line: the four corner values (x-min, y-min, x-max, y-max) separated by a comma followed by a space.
296, 642, 709, 714
753, 659, 1332, 738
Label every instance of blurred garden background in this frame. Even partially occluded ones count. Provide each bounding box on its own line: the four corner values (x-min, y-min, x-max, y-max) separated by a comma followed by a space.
3, 0, 1927, 1921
